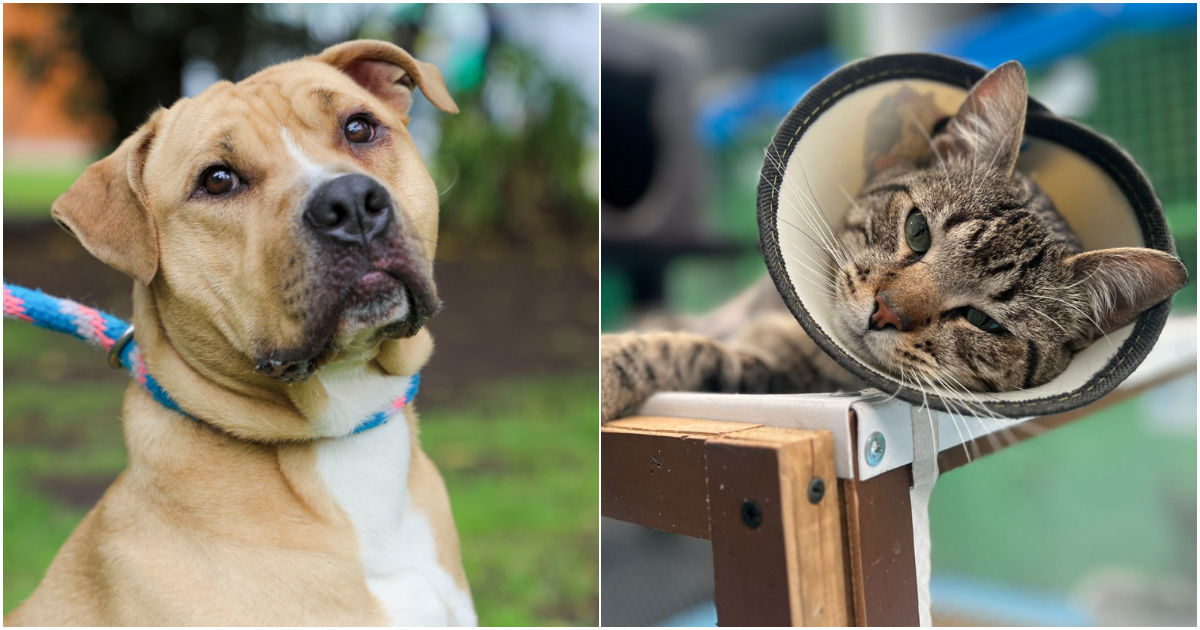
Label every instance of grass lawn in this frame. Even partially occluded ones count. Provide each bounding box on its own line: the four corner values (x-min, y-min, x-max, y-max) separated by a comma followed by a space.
3, 322, 598, 626
3, 166, 89, 219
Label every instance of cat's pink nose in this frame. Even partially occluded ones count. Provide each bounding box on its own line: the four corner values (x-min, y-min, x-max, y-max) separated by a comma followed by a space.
870, 292, 908, 331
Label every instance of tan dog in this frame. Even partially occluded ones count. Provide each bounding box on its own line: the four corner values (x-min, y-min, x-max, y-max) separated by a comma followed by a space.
6, 40, 477, 626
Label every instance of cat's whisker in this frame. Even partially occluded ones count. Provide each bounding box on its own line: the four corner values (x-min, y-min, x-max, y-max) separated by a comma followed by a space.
792, 155, 854, 262
776, 214, 844, 269
934, 370, 1027, 451
877, 362, 915, 405
905, 110, 952, 191
1028, 292, 1115, 351
777, 222, 842, 283
945, 375, 1036, 444
910, 372, 952, 463
777, 218, 840, 273
1025, 303, 1071, 337
917, 367, 990, 458
954, 399, 991, 461
759, 162, 848, 266
835, 182, 868, 222
922, 373, 976, 463
783, 188, 849, 267
927, 369, 1004, 457
782, 253, 838, 298
761, 145, 852, 266
761, 150, 851, 267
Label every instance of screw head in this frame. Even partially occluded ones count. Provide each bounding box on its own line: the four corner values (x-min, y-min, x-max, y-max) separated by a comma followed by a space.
865, 432, 886, 466
807, 478, 825, 504
741, 500, 762, 528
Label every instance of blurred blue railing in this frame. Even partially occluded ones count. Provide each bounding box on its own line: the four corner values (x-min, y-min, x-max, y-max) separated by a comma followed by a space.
700, 3, 1197, 147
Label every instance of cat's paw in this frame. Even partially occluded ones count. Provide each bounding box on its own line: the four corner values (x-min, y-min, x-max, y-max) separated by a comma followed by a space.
600, 333, 645, 423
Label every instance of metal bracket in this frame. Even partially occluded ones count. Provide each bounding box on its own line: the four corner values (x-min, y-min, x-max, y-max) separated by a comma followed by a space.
637, 389, 1028, 481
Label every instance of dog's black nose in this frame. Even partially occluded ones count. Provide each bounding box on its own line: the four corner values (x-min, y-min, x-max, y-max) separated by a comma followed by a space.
304, 175, 393, 245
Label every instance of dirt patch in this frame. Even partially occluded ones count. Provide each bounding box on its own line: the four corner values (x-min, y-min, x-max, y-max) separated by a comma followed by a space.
35, 474, 116, 509
3, 413, 97, 451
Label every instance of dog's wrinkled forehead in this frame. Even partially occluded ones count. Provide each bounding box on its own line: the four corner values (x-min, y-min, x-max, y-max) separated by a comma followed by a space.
149, 62, 393, 182
50, 40, 458, 288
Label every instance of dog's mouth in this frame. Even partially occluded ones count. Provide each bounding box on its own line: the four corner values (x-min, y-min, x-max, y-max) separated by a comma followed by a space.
255, 257, 440, 383
344, 269, 408, 320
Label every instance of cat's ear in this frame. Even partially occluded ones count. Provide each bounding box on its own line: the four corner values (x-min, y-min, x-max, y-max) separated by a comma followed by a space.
935, 61, 1028, 177
1067, 247, 1188, 335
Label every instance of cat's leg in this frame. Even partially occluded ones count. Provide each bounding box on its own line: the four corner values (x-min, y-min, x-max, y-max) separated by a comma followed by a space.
601, 312, 859, 422
601, 331, 764, 422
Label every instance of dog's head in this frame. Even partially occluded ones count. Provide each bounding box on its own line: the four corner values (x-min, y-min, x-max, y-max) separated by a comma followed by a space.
52, 41, 457, 386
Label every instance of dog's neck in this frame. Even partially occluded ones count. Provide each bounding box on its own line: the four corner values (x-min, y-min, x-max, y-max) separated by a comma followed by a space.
129, 283, 430, 442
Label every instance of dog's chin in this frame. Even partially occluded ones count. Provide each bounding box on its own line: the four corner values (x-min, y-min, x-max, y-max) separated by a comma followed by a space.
334, 271, 412, 341
255, 271, 437, 383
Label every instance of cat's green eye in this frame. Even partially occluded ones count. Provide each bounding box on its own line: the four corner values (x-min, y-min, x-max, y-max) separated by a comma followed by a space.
904, 209, 931, 254
964, 307, 1006, 334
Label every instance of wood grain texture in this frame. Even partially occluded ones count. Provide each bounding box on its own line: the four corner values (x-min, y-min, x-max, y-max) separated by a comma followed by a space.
840, 466, 919, 627
707, 427, 849, 627
601, 416, 763, 539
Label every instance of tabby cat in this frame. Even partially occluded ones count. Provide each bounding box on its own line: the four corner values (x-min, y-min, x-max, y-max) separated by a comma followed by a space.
601, 61, 1187, 422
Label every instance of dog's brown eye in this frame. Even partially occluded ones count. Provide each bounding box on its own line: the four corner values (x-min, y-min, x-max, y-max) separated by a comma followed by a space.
202, 167, 237, 195
345, 117, 375, 143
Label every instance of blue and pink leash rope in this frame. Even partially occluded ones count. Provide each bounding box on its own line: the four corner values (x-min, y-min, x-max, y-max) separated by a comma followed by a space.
2, 282, 417, 435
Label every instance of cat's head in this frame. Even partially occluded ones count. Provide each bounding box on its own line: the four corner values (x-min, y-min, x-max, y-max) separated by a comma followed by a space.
830, 61, 1187, 394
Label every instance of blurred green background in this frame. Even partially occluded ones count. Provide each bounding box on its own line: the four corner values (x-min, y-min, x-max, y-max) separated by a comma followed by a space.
4, 3, 598, 626
601, 3, 1195, 627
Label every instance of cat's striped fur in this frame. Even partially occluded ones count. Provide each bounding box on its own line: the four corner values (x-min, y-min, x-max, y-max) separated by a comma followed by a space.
601, 61, 1186, 422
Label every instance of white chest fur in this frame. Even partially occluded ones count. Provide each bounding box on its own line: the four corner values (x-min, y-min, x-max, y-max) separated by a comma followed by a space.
314, 366, 477, 626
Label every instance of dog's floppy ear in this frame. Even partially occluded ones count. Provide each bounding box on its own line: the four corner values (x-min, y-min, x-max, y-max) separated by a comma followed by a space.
318, 39, 459, 119
51, 109, 164, 285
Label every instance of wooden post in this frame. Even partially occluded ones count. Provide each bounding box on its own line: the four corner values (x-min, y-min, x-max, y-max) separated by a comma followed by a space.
836, 410, 922, 626
601, 417, 851, 626
707, 427, 849, 626
839, 468, 920, 626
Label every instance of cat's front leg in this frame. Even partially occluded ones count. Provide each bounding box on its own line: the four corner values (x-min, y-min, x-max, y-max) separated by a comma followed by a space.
601, 314, 862, 422
600, 331, 773, 422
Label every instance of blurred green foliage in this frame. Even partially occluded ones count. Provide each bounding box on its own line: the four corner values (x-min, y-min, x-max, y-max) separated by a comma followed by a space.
434, 43, 598, 252
932, 390, 1197, 593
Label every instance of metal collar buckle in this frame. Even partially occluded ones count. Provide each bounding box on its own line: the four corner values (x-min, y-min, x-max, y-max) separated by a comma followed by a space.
107, 325, 136, 369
